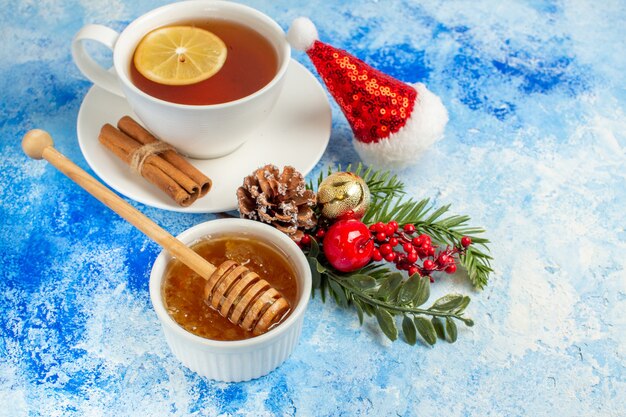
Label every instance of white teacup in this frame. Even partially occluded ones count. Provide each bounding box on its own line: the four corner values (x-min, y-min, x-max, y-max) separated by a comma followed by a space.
72, 0, 291, 159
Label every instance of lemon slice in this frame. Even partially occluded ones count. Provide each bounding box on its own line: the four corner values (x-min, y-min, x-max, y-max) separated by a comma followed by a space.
133, 25, 227, 86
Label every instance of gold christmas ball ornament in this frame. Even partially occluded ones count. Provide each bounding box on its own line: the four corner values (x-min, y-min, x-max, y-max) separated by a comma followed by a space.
317, 172, 371, 219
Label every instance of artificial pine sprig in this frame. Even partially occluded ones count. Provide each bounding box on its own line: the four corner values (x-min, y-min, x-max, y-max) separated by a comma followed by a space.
305, 238, 473, 346
301, 164, 492, 345
314, 163, 494, 289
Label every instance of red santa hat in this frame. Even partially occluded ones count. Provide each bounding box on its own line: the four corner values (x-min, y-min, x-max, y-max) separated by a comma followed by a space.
287, 17, 448, 169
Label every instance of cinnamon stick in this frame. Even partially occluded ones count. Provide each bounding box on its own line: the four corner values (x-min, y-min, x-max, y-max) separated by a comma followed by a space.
98, 124, 199, 207
117, 116, 212, 197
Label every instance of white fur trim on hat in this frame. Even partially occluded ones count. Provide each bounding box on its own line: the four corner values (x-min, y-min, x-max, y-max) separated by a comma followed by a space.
287, 17, 318, 51
353, 83, 448, 169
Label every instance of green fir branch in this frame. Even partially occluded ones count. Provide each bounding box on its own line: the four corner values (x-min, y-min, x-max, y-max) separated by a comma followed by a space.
312, 163, 493, 289
302, 164, 494, 345
305, 238, 473, 346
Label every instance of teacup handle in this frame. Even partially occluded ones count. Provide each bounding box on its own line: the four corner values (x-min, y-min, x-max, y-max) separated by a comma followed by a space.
72, 24, 124, 97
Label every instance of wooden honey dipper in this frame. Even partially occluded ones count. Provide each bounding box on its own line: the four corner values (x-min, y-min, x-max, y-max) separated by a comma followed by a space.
22, 130, 290, 336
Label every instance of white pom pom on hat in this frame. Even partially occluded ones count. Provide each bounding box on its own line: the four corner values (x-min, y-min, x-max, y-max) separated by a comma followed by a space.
286, 17, 318, 52
286, 18, 448, 169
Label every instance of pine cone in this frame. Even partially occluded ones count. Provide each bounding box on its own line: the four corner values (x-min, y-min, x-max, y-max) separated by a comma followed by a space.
237, 164, 317, 241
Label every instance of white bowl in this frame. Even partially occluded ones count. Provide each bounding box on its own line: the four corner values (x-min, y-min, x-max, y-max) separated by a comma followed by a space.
149, 218, 311, 382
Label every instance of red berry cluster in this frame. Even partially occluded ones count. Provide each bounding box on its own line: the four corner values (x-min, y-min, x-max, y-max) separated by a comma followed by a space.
295, 228, 325, 247
368, 221, 472, 279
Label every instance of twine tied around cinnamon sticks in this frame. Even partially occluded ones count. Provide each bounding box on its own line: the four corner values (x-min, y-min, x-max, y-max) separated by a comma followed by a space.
99, 116, 212, 207
129, 141, 174, 175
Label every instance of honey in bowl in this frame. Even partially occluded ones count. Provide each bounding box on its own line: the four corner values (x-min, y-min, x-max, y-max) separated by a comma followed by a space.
130, 19, 279, 105
162, 235, 298, 341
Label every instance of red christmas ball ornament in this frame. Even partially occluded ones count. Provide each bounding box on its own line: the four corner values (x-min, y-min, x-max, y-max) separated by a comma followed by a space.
323, 219, 374, 272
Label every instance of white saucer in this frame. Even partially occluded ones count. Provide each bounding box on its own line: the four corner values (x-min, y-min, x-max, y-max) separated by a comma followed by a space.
77, 60, 331, 213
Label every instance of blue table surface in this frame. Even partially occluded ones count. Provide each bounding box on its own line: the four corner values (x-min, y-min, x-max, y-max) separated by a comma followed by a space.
1, 1, 624, 416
